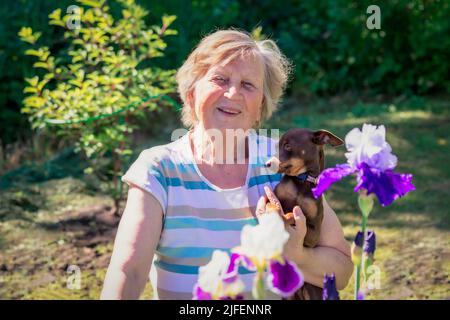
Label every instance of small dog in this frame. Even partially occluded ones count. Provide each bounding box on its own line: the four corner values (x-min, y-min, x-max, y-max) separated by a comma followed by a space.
265, 128, 344, 300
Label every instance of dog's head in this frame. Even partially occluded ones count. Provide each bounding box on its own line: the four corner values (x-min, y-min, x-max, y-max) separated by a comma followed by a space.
265, 128, 344, 176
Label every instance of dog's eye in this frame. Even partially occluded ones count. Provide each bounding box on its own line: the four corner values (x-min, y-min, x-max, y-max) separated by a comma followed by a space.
284, 143, 292, 152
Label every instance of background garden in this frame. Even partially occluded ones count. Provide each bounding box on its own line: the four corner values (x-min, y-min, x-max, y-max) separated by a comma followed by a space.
0, 0, 448, 299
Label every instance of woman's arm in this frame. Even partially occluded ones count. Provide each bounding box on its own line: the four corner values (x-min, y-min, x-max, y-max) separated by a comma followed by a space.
289, 198, 353, 290
100, 185, 163, 299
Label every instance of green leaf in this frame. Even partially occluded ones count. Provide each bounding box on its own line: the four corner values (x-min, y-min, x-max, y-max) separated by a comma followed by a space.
48, 8, 62, 20
25, 49, 43, 57
49, 20, 66, 28
33, 61, 49, 69
18, 27, 41, 44
18, 27, 33, 38
44, 73, 55, 80
37, 79, 50, 91
162, 15, 177, 27
23, 96, 46, 108
25, 76, 39, 87
72, 55, 83, 63
23, 86, 38, 94
163, 29, 178, 36
77, 0, 105, 8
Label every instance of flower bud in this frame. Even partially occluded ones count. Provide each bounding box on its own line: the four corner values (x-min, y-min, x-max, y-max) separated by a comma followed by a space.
322, 273, 340, 300
358, 192, 374, 218
356, 290, 365, 300
351, 231, 364, 266
364, 230, 376, 258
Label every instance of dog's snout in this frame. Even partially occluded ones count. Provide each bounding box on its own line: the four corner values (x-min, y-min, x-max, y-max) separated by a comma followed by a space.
265, 156, 280, 173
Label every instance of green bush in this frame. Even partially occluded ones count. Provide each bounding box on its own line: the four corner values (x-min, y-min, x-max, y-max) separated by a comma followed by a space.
1, 0, 449, 149
147, 0, 450, 95
18, 0, 178, 212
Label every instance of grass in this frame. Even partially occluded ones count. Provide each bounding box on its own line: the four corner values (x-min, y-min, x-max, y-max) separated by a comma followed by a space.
0, 94, 449, 299
269, 94, 450, 299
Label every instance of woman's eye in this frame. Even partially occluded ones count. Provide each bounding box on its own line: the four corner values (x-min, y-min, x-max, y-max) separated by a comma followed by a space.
242, 81, 254, 89
213, 76, 226, 82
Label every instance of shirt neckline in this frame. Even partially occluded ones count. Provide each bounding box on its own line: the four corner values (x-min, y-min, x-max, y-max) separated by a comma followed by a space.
183, 130, 254, 192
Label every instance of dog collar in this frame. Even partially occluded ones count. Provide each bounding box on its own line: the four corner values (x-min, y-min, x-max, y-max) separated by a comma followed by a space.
295, 172, 317, 185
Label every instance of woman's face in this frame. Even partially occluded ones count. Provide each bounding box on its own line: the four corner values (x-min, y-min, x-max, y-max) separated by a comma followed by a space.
188, 54, 265, 133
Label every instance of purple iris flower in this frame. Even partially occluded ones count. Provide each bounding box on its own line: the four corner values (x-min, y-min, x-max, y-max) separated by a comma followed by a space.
364, 230, 376, 256
355, 163, 414, 207
354, 230, 376, 256
228, 252, 303, 298
312, 124, 415, 206
354, 231, 364, 248
193, 250, 245, 300
357, 290, 365, 300
223, 252, 241, 283
322, 273, 340, 300
223, 252, 256, 284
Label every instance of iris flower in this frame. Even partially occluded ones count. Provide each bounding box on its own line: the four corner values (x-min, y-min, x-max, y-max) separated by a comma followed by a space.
364, 230, 376, 257
229, 213, 304, 298
312, 124, 415, 206
193, 250, 245, 300
351, 230, 377, 265
322, 273, 340, 300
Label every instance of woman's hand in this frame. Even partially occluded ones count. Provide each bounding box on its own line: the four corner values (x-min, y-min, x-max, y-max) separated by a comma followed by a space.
255, 186, 307, 262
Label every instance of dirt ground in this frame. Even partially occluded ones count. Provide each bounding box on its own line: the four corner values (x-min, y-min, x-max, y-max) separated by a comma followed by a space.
0, 177, 448, 300
0, 178, 151, 299
1, 96, 449, 300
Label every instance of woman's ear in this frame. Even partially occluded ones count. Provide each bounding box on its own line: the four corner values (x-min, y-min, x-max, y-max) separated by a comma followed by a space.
187, 89, 195, 109
187, 89, 197, 118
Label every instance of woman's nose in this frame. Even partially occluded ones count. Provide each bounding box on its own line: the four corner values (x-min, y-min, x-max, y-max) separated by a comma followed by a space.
224, 84, 241, 99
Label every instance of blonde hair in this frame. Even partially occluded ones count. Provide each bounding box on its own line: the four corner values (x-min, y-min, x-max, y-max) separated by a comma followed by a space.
176, 28, 292, 129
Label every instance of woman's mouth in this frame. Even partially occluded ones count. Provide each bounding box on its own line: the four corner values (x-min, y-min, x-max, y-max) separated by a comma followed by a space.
217, 107, 241, 116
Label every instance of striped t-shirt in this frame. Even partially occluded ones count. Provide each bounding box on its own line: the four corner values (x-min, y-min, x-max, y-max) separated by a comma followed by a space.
121, 130, 282, 299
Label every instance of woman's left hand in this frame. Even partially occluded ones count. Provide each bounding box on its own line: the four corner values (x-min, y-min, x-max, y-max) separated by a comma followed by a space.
256, 186, 308, 262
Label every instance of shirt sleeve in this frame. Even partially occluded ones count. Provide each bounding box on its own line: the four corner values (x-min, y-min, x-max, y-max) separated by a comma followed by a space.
121, 147, 168, 216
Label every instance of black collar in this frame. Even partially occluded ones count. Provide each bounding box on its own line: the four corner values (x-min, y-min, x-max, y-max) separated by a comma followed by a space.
295, 172, 317, 185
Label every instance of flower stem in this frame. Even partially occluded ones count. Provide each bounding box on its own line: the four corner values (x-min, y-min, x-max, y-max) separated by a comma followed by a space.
354, 265, 361, 298
252, 269, 266, 300
355, 193, 372, 299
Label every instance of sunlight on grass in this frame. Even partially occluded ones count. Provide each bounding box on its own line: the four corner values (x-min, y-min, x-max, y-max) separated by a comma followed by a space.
1, 96, 448, 300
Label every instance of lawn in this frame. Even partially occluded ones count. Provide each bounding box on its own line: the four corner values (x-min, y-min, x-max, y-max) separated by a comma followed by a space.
0, 95, 449, 299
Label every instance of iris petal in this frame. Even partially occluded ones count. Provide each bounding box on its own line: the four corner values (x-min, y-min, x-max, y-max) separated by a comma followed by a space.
312, 164, 356, 198
193, 284, 212, 300
364, 230, 376, 256
267, 259, 304, 297
355, 163, 415, 206
223, 252, 241, 283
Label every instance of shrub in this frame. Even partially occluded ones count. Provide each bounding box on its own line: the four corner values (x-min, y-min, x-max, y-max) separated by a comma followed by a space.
18, 0, 178, 213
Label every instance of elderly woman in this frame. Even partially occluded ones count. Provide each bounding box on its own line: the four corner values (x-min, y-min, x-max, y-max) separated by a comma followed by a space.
100, 29, 353, 300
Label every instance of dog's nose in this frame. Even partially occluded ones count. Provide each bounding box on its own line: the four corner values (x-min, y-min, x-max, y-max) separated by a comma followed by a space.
265, 156, 280, 173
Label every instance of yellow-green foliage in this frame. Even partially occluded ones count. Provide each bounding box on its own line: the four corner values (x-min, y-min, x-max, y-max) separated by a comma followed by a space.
18, 0, 178, 198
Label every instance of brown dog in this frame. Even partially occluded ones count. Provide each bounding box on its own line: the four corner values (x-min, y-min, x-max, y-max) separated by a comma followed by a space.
265, 128, 344, 300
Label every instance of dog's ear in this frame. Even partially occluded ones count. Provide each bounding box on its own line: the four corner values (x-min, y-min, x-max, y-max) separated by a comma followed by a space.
312, 130, 344, 147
